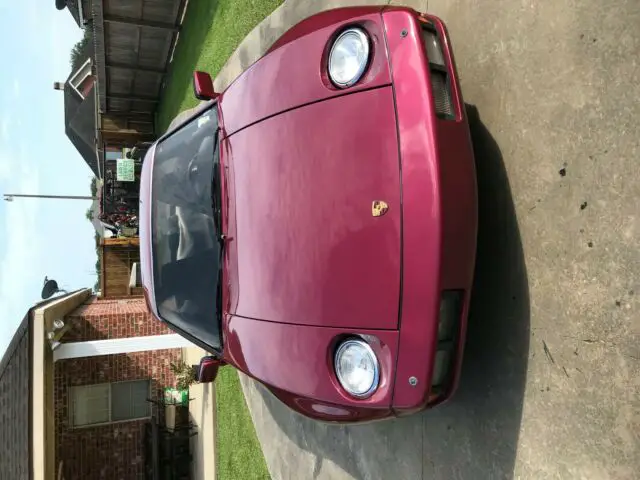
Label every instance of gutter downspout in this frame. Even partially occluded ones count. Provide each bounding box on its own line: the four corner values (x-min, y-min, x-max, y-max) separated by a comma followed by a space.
94, 85, 102, 180
77, 0, 84, 26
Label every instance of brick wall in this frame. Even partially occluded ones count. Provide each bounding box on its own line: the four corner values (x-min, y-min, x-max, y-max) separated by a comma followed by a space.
55, 297, 182, 480
0, 315, 31, 479
64, 297, 171, 341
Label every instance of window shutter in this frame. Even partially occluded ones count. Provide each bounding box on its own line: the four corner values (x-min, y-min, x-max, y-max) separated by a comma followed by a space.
111, 380, 150, 421
70, 384, 110, 426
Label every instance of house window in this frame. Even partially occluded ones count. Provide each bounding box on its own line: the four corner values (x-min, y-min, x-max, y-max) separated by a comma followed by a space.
70, 380, 151, 427
105, 151, 121, 161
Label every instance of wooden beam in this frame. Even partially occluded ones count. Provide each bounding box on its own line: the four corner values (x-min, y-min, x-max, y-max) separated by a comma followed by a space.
103, 112, 154, 121
128, 5, 144, 126
107, 93, 159, 103
106, 61, 166, 74
104, 14, 180, 31
100, 129, 155, 143
105, 109, 154, 116
102, 112, 155, 123
105, 117, 154, 125
102, 237, 140, 247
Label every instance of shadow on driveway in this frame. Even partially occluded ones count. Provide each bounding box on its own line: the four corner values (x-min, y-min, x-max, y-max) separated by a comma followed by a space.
250, 106, 530, 480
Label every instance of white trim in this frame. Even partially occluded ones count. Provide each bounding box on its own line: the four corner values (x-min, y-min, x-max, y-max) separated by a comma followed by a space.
32, 305, 46, 480
33, 289, 93, 480
53, 334, 194, 361
70, 57, 92, 99
70, 58, 91, 84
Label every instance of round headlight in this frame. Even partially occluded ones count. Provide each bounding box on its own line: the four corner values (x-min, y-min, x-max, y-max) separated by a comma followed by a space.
334, 339, 379, 398
328, 28, 370, 88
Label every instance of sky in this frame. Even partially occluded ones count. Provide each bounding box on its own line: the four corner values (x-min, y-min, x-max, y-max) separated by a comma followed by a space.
0, 1, 98, 355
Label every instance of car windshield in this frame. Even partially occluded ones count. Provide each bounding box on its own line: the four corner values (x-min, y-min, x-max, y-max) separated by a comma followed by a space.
151, 107, 222, 351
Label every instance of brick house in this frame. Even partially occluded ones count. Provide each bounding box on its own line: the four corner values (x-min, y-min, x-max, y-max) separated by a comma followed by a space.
0, 289, 194, 480
55, 297, 184, 479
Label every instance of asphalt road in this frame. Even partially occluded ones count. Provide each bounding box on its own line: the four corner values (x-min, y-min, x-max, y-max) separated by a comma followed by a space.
212, 0, 640, 478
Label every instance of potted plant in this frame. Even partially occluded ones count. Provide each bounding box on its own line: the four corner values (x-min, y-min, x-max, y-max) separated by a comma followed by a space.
170, 361, 197, 391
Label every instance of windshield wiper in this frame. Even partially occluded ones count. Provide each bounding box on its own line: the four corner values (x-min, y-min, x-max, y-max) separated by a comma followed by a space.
211, 125, 225, 329
210, 126, 223, 244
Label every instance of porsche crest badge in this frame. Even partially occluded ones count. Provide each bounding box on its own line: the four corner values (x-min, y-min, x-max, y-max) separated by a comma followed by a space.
372, 200, 389, 217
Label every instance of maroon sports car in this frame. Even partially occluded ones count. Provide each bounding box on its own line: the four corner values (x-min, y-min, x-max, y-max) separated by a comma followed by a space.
139, 6, 477, 423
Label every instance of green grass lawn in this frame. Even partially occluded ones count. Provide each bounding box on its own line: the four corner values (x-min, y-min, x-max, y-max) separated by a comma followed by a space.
156, 0, 284, 132
216, 367, 270, 479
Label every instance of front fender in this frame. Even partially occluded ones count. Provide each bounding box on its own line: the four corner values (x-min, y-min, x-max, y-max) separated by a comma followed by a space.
222, 315, 399, 420
219, 8, 391, 136
266, 6, 386, 54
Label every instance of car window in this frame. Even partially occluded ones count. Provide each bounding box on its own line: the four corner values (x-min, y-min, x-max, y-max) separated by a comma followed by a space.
151, 108, 222, 351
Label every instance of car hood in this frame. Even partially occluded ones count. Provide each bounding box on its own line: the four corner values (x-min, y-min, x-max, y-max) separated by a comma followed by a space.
224, 86, 401, 330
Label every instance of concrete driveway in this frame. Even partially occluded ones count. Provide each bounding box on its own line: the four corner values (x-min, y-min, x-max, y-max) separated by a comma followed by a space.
212, 0, 640, 478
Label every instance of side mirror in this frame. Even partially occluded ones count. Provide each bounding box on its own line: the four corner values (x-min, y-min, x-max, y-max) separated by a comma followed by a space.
193, 71, 218, 101
196, 355, 224, 383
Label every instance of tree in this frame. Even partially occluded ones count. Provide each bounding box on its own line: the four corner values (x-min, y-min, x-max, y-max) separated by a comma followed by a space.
90, 177, 98, 197
70, 28, 92, 71
94, 255, 102, 292
93, 233, 101, 293
87, 177, 98, 221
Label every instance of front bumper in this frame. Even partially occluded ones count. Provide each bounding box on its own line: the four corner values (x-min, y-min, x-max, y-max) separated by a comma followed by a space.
382, 9, 477, 414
